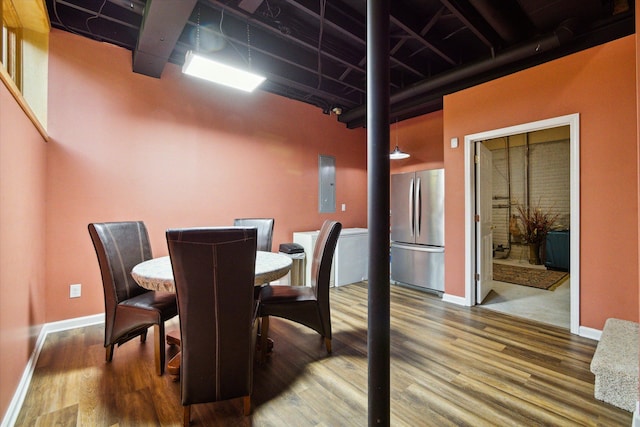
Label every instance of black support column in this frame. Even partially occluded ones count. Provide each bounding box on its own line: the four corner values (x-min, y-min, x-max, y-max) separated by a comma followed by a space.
367, 1, 390, 425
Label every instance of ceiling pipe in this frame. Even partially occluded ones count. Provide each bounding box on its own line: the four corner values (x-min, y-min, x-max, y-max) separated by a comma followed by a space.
339, 23, 575, 127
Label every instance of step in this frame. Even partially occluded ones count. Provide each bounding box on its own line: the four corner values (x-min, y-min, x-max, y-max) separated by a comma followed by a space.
590, 318, 639, 412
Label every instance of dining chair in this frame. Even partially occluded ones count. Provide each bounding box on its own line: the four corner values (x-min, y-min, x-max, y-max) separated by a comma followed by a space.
166, 227, 259, 426
88, 221, 178, 376
233, 218, 274, 252
258, 220, 341, 361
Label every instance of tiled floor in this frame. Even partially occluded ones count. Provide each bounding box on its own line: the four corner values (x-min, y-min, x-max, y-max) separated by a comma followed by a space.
480, 258, 570, 329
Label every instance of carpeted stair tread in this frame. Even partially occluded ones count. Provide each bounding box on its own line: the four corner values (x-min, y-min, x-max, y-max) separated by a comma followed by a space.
590, 318, 639, 412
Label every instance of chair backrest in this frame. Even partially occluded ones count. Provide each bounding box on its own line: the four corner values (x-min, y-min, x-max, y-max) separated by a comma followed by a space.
166, 227, 258, 406
88, 221, 153, 343
310, 220, 342, 308
89, 221, 152, 304
233, 218, 274, 252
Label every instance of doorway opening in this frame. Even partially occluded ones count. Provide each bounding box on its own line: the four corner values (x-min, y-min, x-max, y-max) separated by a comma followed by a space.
481, 128, 571, 329
462, 114, 581, 334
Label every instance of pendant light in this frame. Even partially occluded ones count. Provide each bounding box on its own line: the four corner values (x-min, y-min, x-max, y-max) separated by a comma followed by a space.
390, 118, 410, 160
182, 8, 265, 92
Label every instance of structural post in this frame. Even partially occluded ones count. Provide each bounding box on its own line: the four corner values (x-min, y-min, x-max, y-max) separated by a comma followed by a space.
367, 1, 390, 425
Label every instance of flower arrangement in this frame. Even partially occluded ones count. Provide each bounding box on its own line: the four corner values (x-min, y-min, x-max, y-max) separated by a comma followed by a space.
516, 202, 559, 245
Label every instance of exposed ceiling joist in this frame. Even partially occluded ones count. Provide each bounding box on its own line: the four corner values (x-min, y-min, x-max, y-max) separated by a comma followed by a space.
46, 0, 636, 127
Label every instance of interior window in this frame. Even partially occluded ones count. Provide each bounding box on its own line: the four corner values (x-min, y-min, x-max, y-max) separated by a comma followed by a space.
1, 1, 22, 90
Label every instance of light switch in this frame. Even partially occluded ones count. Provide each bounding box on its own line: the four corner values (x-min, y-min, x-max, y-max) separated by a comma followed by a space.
451, 137, 459, 148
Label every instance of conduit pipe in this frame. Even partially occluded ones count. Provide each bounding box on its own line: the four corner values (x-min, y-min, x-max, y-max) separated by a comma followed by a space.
340, 24, 575, 127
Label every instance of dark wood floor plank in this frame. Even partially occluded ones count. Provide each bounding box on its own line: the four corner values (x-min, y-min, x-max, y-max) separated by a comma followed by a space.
15, 282, 632, 426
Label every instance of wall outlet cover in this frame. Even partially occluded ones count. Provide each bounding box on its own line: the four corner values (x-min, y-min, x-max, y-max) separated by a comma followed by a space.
70, 284, 81, 298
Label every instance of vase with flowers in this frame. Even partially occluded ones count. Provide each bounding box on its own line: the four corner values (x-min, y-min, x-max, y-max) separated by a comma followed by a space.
516, 202, 559, 265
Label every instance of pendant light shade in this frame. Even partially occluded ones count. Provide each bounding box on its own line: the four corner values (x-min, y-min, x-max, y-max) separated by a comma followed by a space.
390, 118, 410, 160
182, 50, 266, 92
390, 145, 410, 160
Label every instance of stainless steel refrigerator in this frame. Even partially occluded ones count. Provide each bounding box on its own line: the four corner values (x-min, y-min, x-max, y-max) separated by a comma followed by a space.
391, 169, 445, 292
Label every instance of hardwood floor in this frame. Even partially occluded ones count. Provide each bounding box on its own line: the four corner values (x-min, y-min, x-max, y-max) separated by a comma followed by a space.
15, 283, 631, 426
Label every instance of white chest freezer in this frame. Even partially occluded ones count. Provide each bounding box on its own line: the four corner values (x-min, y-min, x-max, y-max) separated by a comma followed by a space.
293, 228, 368, 287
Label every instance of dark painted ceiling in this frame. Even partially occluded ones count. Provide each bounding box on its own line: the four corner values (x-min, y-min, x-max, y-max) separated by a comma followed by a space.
46, 0, 634, 128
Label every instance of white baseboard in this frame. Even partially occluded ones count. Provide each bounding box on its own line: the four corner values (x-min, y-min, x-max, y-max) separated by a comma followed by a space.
579, 325, 602, 341
442, 293, 469, 306
632, 402, 639, 427
1, 314, 104, 427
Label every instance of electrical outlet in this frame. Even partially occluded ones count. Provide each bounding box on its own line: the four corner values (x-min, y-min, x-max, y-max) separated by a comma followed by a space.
342, 203, 346, 211
70, 284, 81, 298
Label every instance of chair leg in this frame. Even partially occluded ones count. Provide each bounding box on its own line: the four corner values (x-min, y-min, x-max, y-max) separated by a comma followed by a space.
154, 323, 166, 376
167, 333, 181, 346
243, 396, 251, 415
324, 337, 332, 354
183, 405, 190, 427
140, 329, 148, 343
105, 344, 114, 362
260, 316, 270, 363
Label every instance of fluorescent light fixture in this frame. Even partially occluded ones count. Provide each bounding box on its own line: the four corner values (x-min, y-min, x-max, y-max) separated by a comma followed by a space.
182, 50, 266, 92
390, 145, 410, 160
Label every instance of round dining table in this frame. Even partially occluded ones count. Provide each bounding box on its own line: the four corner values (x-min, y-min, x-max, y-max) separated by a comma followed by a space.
131, 250, 293, 293
131, 251, 292, 377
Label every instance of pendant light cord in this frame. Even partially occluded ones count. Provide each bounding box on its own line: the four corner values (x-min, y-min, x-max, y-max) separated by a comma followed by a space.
196, 6, 201, 52
247, 24, 252, 70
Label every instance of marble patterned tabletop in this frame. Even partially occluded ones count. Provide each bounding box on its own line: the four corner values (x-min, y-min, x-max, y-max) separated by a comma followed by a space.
131, 251, 293, 293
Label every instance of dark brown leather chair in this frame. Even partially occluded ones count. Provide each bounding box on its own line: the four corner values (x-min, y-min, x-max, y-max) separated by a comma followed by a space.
258, 220, 341, 360
233, 218, 274, 251
166, 227, 259, 426
88, 221, 178, 376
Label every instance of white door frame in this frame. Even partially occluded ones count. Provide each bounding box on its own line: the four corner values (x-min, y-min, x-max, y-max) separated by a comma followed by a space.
462, 114, 580, 334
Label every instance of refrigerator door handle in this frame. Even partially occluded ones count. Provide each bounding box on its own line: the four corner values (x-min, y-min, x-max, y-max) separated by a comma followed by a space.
409, 178, 414, 237
416, 177, 422, 237
391, 242, 445, 253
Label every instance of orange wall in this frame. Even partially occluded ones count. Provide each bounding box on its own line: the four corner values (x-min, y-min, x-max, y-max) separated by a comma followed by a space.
389, 110, 444, 174
443, 35, 638, 329
0, 85, 47, 418
45, 29, 367, 322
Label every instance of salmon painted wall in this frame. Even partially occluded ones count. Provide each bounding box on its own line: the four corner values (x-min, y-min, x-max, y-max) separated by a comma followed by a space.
0, 85, 47, 418
389, 110, 444, 174
443, 35, 638, 329
45, 29, 367, 322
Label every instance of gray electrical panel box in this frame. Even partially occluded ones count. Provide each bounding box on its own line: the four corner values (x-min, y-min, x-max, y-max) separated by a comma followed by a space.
318, 155, 336, 213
